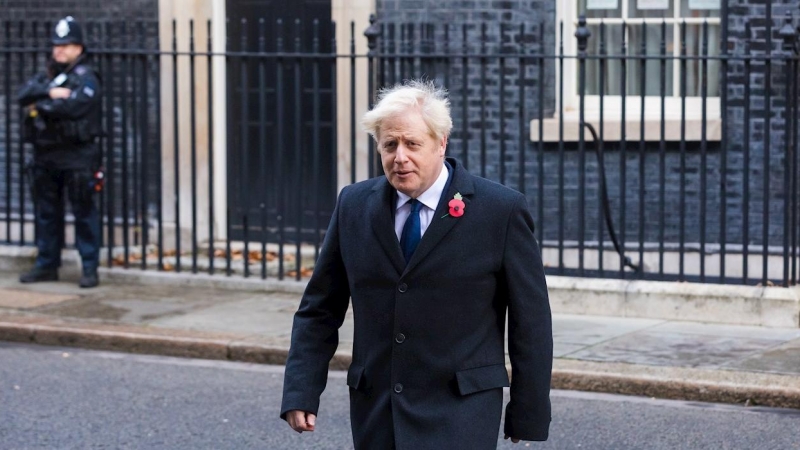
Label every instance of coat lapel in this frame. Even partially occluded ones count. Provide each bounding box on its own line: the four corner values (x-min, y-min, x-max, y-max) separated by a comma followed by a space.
368, 177, 406, 275
404, 158, 475, 274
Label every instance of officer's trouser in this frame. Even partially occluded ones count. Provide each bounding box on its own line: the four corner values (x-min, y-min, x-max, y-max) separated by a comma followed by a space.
31, 165, 100, 272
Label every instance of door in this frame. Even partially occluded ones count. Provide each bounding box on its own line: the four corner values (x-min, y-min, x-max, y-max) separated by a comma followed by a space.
226, 0, 335, 245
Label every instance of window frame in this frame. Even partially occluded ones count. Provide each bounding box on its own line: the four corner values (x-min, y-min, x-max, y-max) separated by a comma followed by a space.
556, 0, 722, 123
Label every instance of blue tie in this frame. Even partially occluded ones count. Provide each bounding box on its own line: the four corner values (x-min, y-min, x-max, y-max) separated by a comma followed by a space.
400, 199, 422, 264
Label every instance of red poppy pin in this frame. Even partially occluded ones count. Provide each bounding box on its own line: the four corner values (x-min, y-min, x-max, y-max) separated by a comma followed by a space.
443, 193, 465, 218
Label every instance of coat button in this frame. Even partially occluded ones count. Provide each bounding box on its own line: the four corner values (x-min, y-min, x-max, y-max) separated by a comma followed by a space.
394, 383, 403, 393
398, 283, 408, 293
395, 333, 406, 344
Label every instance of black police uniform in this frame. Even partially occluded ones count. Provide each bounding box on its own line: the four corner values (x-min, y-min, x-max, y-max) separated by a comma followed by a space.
17, 17, 102, 287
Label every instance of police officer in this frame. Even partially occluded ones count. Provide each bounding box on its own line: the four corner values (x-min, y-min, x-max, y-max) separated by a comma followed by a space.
17, 16, 102, 288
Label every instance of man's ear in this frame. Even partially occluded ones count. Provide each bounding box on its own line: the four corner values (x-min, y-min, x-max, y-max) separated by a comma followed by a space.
439, 135, 448, 156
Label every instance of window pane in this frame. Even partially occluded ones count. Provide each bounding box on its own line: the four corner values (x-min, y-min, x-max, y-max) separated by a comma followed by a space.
628, 0, 674, 19
579, 0, 622, 19
680, 0, 720, 18
626, 23, 675, 96
682, 24, 720, 97
585, 24, 625, 95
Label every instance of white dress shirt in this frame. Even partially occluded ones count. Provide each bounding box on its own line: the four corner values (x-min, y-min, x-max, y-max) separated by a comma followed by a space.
394, 163, 450, 241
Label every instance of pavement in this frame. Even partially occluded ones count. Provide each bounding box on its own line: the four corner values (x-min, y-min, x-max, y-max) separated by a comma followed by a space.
1, 269, 799, 410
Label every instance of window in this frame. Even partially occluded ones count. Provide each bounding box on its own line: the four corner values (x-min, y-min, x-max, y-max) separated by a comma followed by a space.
555, 0, 722, 125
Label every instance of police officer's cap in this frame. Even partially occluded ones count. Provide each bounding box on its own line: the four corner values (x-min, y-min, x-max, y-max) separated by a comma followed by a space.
51, 16, 84, 46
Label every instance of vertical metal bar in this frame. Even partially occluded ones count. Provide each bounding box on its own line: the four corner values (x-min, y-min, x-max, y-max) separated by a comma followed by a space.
94, 21, 105, 251
537, 23, 545, 247
350, 21, 356, 184
189, 19, 198, 273
578, 19, 587, 277
131, 23, 141, 252
17, 21, 25, 245
558, 21, 565, 273
225, 17, 232, 276
330, 19, 338, 225
367, 21, 376, 179
207, 19, 215, 275
793, 50, 799, 285
637, 22, 646, 279
619, 21, 628, 276
443, 24, 450, 96
379, 23, 387, 89
699, 21, 708, 283
4, 22, 11, 243
598, 21, 606, 275
658, 20, 667, 277
276, 19, 285, 280
312, 20, 322, 262
679, 21, 687, 281
258, 18, 268, 280
763, 4, 773, 286
154, 22, 164, 270
742, 23, 752, 284
499, 22, 506, 186
480, 23, 487, 179
518, 23, 526, 195
293, 19, 303, 281
388, 23, 396, 89
226, 206, 232, 276
461, 24, 468, 169
121, 22, 130, 268
782, 31, 793, 287
140, 21, 149, 270
240, 19, 250, 279
399, 24, 405, 81
719, 10, 729, 283
171, 19, 181, 272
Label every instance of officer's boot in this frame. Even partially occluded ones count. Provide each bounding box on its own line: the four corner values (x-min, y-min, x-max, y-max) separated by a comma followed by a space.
79, 268, 99, 289
19, 267, 59, 283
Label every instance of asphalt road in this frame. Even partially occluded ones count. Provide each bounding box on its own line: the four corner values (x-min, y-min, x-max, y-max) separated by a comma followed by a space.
1, 342, 799, 450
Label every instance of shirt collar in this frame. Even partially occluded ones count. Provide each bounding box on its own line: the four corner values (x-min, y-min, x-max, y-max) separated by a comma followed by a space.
395, 163, 449, 211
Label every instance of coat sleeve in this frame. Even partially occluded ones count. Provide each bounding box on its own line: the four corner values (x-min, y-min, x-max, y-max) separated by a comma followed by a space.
502, 193, 553, 441
35, 70, 101, 120
280, 188, 351, 420
17, 73, 51, 106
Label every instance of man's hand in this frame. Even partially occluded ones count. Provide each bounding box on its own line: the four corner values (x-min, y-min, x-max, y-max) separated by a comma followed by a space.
286, 410, 316, 433
49, 87, 72, 99
504, 435, 521, 444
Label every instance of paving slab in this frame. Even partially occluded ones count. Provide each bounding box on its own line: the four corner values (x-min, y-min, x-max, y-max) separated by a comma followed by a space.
565, 330, 786, 368
552, 314, 664, 346
725, 338, 800, 375
648, 320, 800, 341
553, 342, 588, 358
0, 289, 77, 309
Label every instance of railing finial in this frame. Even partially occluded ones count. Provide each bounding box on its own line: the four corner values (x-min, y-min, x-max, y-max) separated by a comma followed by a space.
364, 14, 381, 53
574, 14, 591, 54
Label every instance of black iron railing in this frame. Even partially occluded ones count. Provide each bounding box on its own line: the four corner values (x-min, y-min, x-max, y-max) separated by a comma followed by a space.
0, 10, 799, 286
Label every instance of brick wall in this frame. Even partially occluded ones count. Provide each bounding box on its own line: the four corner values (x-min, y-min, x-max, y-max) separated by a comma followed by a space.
724, 0, 799, 248
374, 0, 557, 189
375, 0, 800, 252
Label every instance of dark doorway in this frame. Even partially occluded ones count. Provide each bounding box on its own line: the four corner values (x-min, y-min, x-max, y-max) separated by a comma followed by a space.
225, 0, 335, 244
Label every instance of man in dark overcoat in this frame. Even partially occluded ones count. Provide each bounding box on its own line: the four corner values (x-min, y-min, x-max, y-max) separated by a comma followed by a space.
281, 80, 553, 449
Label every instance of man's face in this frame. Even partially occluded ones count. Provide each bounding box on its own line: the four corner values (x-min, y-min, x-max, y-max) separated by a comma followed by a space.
52, 44, 83, 64
378, 110, 447, 199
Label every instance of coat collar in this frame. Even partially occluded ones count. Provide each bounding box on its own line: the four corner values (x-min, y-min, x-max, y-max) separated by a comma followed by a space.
367, 157, 475, 276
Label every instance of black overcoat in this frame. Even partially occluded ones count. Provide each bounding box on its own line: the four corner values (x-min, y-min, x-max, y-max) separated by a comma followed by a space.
281, 157, 553, 449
